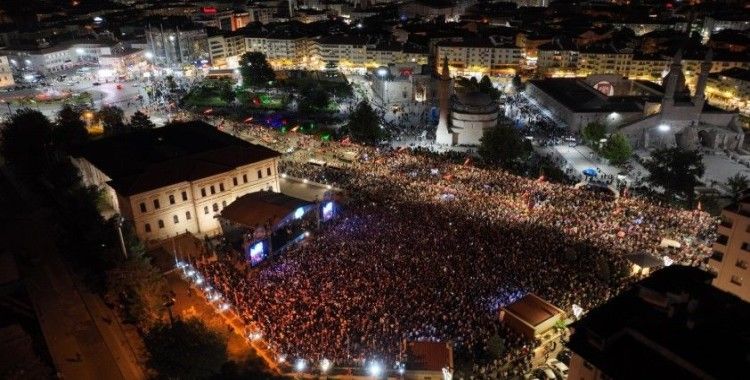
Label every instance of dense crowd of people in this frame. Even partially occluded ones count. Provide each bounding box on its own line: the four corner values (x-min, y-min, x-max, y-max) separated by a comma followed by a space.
196, 135, 715, 377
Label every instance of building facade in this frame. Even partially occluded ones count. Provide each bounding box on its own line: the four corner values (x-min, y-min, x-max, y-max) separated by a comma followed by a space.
567, 266, 750, 380
73, 122, 281, 243
146, 23, 208, 66
436, 39, 523, 77
0, 56, 15, 88
709, 199, 750, 302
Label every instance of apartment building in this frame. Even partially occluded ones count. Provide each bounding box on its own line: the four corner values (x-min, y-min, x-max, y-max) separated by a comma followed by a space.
0, 56, 15, 88
436, 38, 522, 77
567, 265, 750, 380
145, 20, 208, 66
246, 29, 314, 69
537, 39, 578, 75
72, 122, 282, 242
709, 198, 750, 302
706, 67, 750, 114
207, 31, 247, 66
313, 36, 369, 70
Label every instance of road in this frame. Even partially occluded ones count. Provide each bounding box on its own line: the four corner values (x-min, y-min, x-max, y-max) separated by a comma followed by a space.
0, 169, 146, 380
0, 70, 170, 125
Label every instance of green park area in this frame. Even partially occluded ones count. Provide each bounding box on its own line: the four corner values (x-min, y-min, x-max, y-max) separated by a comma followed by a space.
182, 79, 287, 110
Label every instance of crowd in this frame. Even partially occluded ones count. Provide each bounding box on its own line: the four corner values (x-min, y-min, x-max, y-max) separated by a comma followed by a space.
196, 138, 715, 377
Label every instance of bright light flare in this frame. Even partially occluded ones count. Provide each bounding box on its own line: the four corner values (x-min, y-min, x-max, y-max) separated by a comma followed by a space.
294, 359, 306, 372
368, 361, 382, 377
320, 358, 332, 373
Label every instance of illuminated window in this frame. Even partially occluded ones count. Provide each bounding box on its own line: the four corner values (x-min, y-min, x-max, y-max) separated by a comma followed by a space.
731, 275, 743, 286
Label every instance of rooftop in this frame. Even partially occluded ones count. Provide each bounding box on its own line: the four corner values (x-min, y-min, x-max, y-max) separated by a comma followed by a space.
74, 122, 280, 196
528, 78, 645, 113
568, 266, 750, 380
220, 191, 310, 228
405, 341, 453, 372
503, 293, 564, 327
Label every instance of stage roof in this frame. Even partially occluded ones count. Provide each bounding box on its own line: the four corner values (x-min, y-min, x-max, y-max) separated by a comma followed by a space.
405, 341, 453, 372
503, 293, 564, 327
220, 191, 311, 228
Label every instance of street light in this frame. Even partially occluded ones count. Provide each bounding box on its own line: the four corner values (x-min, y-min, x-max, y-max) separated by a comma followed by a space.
144, 51, 154, 60
368, 361, 382, 377
294, 359, 307, 372
657, 124, 670, 132
320, 359, 332, 373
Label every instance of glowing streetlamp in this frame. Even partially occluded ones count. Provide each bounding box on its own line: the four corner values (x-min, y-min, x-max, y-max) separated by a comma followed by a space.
294, 359, 307, 372
320, 358, 332, 373
368, 361, 382, 377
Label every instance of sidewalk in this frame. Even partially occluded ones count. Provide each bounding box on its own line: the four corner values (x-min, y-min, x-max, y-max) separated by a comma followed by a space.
164, 271, 280, 372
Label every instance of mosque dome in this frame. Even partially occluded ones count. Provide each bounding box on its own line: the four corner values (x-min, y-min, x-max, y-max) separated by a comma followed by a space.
453, 91, 499, 114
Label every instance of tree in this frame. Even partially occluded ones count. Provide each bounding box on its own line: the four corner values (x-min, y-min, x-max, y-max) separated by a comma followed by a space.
98, 105, 127, 136
298, 83, 330, 113
479, 75, 499, 99
581, 121, 606, 147
53, 105, 89, 151
726, 173, 749, 203
345, 101, 382, 145
145, 318, 227, 380
600, 133, 632, 166
511, 74, 524, 92
239, 52, 275, 87
165, 75, 178, 93
106, 249, 168, 328
129, 110, 155, 130
216, 79, 236, 105
0, 108, 53, 173
643, 147, 705, 208
478, 125, 531, 169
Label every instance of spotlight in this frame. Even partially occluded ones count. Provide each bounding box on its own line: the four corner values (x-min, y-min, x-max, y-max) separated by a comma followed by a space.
320, 358, 332, 373
368, 361, 382, 377
294, 359, 307, 372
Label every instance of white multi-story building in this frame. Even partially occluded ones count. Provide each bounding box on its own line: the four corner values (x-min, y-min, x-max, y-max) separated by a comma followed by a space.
436, 38, 523, 77
72, 121, 282, 243
0, 56, 15, 88
5, 44, 76, 74
208, 31, 247, 67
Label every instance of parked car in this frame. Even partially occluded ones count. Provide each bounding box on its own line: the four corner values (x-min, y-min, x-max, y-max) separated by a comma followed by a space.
547, 358, 569, 379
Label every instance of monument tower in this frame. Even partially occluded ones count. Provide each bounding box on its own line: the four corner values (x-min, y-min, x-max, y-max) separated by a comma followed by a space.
435, 56, 454, 145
